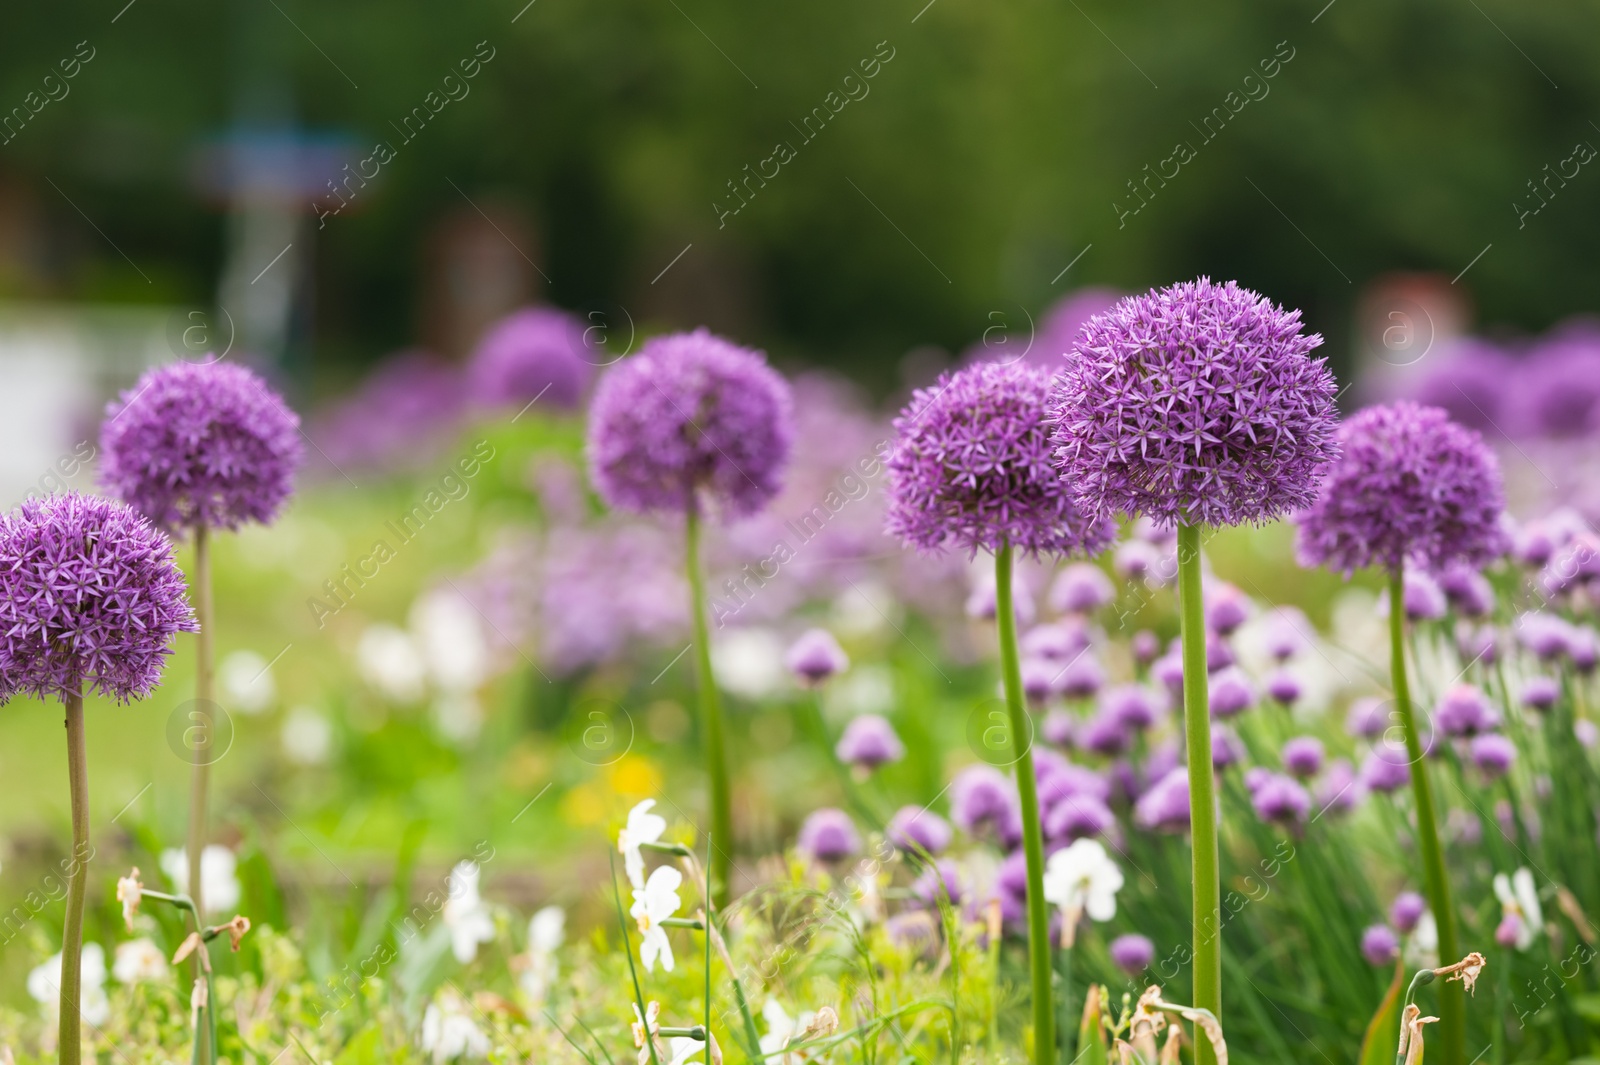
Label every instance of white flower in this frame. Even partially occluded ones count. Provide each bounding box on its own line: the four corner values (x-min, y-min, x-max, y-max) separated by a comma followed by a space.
219, 649, 276, 714
1494, 868, 1543, 951
1405, 911, 1439, 968
356, 624, 427, 703
431, 691, 484, 745
411, 591, 489, 693
1042, 839, 1124, 922
442, 861, 496, 964
518, 906, 564, 1005
630, 866, 683, 973
112, 938, 169, 984
633, 1002, 714, 1065
421, 992, 490, 1061
712, 628, 786, 700
281, 705, 335, 765
27, 944, 109, 1026
619, 799, 667, 889
115, 868, 143, 930
759, 1000, 838, 1064
160, 845, 241, 916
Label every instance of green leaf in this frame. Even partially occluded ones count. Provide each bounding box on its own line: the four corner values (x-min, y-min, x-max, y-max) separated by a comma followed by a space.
332, 1024, 384, 1065
1358, 959, 1406, 1065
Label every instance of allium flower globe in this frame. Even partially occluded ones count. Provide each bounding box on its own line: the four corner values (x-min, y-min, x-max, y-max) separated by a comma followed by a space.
0, 494, 197, 702
886, 361, 1114, 557
1295, 402, 1506, 576
587, 328, 793, 518
100, 361, 303, 533
467, 306, 594, 410
1048, 277, 1339, 529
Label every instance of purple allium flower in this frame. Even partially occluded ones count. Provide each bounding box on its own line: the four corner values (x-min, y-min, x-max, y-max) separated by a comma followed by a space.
1131, 629, 1161, 665
886, 361, 1116, 557
1109, 933, 1156, 974
1390, 891, 1427, 934
1361, 924, 1400, 967
1050, 563, 1115, 614
588, 329, 793, 518
1049, 277, 1338, 529
1295, 402, 1506, 576
1151, 648, 1185, 692
1020, 658, 1057, 706
1022, 620, 1091, 661
1400, 570, 1448, 621
1205, 631, 1236, 673
1261, 606, 1313, 661
797, 807, 860, 861
1437, 565, 1495, 618
912, 860, 965, 906
835, 714, 905, 770
1469, 733, 1516, 779
0, 494, 198, 702
996, 848, 1029, 924
1205, 582, 1251, 635
1578, 719, 1600, 749
1360, 748, 1413, 793
1571, 627, 1599, 674
311, 350, 468, 474
1407, 337, 1516, 435
1521, 677, 1560, 712
1517, 611, 1576, 661
1512, 520, 1559, 567
1057, 653, 1105, 699
1079, 713, 1130, 757
887, 805, 952, 856
1037, 759, 1113, 806
1043, 793, 1115, 842
1100, 684, 1164, 731
1282, 736, 1324, 778
1434, 684, 1499, 738
1113, 538, 1168, 584
1455, 623, 1498, 668
1243, 766, 1272, 793
1208, 667, 1255, 718
100, 362, 302, 533
1134, 767, 1191, 831
786, 629, 849, 687
1314, 759, 1362, 814
1211, 727, 1245, 769
1042, 710, 1076, 747
1518, 324, 1600, 437
951, 765, 1021, 841
1250, 772, 1311, 825
466, 306, 593, 410
1346, 697, 1388, 740
1266, 669, 1302, 706
1032, 287, 1126, 366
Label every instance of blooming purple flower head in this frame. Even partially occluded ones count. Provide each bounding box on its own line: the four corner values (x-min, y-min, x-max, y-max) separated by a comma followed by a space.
1031, 287, 1126, 367
1266, 669, 1302, 706
1434, 683, 1499, 738
1521, 676, 1560, 712
1151, 647, 1185, 692
1407, 337, 1516, 436
1455, 624, 1498, 668
1049, 278, 1338, 529
1314, 759, 1362, 815
588, 329, 794, 518
1050, 563, 1115, 614
1517, 611, 1577, 661
1205, 582, 1251, 635
912, 860, 964, 906
1390, 891, 1427, 934
950, 765, 1021, 843
1109, 933, 1156, 974
1043, 793, 1115, 842
1100, 684, 1164, 731
1400, 570, 1448, 621
1078, 712, 1130, 757
1360, 748, 1412, 793
1211, 726, 1245, 769
1361, 924, 1399, 967
1021, 619, 1091, 662
1518, 322, 1600, 437
1282, 736, 1324, 778
1131, 629, 1161, 665
1057, 653, 1105, 700
1437, 565, 1495, 618
466, 306, 593, 410
1205, 630, 1236, 673
887, 805, 952, 856
1020, 658, 1057, 706
1134, 767, 1191, 832
1208, 667, 1255, 718
1346, 697, 1388, 740
312, 350, 468, 474
1295, 402, 1506, 576
1042, 709, 1076, 747
0, 494, 198, 702
1037, 759, 1113, 806
785, 629, 849, 687
1260, 606, 1313, 661
835, 714, 905, 770
797, 807, 861, 861
886, 361, 1115, 557
100, 361, 303, 534
1469, 733, 1516, 779
1250, 772, 1312, 826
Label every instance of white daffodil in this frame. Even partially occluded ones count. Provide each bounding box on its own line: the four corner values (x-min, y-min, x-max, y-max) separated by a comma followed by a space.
421, 991, 490, 1062
619, 799, 668, 889
115, 868, 143, 930
1494, 868, 1544, 951
630, 866, 683, 973
159, 845, 241, 916
1405, 911, 1440, 968
1042, 839, 1124, 923
759, 1000, 840, 1064
112, 938, 169, 984
633, 1002, 718, 1065
518, 905, 565, 1005
442, 861, 496, 964
27, 944, 109, 1027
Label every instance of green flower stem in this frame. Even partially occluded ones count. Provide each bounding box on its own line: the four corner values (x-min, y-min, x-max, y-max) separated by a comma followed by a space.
1388, 565, 1463, 1064
1055, 943, 1074, 1065
60, 687, 89, 1065
685, 505, 733, 909
188, 522, 214, 921
994, 544, 1054, 1065
1176, 523, 1220, 1065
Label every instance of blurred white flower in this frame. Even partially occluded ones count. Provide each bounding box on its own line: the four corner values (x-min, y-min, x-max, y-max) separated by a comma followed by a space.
356, 624, 427, 703
160, 845, 241, 916
828, 665, 895, 719
112, 938, 168, 984
1405, 911, 1439, 968
633, 1001, 716, 1065
422, 991, 490, 1062
1493, 868, 1543, 951
442, 861, 495, 964
630, 866, 682, 973
431, 692, 484, 745
27, 943, 109, 1026
412, 590, 489, 693
830, 578, 897, 638
281, 705, 334, 766
712, 628, 786, 700
1042, 839, 1124, 923
618, 799, 667, 889
518, 905, 564, 1005
759, 999, 839, 1064
218, 649, 276, 714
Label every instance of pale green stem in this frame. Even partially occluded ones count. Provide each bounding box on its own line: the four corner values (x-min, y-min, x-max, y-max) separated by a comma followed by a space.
685, 506, 733, 909
1177, 523, 1220, 1065
187, 522, 215, 1064
994, 544, 1054, 1065
60, 687, 89, 1065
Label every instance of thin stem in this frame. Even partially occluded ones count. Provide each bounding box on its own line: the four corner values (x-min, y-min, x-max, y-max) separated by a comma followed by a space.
685, 506, 733, 909
994, 544, 1054, 1065
60, 686, 90, 1065
188, 522, 215, 1065
1055, 944, 1074, 1065
1177, 523, 1220, 1065
1388, 565, 1463, 1065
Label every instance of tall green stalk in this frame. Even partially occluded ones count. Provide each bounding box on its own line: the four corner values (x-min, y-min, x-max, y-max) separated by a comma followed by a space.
1388, 565, 1463, 1064
1176, 523, 1220, 1065
685, 506, 733, 909
60, 687, 89, 1065
993, 544, 1053, 1065
187, 523, 215, 1064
